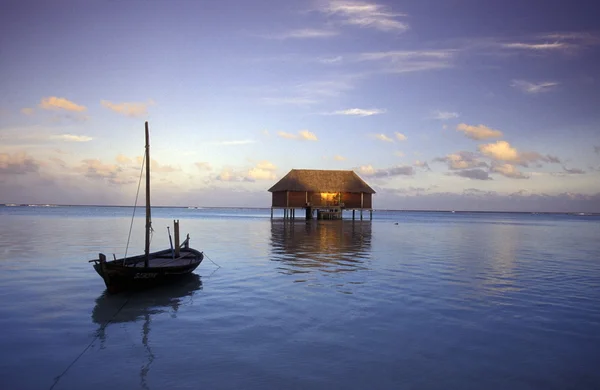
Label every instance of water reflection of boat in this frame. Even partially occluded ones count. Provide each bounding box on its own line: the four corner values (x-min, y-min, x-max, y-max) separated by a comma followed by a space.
91, 273, 202, 389
270, 220, 372, 278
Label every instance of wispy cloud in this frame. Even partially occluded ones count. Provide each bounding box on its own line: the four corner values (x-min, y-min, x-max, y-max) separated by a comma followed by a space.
456, 123, 503, 140
329, 108, 386, 116
511, 80, 559, 94
371, 133, 393, 142
261, 77, 359, 106
595, 146, 600, 154
277, 130, 318, 141
51, 134, 93, 142
395, 132, 407, 141
395, 151, 404, 157
318, 0, 409, 32
432, 110, 459, 120
501, 42, 567, 51
21, 108, 34, 116
39, 97, 86, 112
334, 155, 346, 161
258, 28, 339, 40
101, 99, 154, 117
496, 32, 600, 54
356, 50, 455, 73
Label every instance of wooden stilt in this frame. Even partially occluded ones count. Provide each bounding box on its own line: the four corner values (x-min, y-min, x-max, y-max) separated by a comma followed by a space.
360, 210, 363, 220
352, 210, 355, 220
370, 210, 373, 220
271, 208, 273, 219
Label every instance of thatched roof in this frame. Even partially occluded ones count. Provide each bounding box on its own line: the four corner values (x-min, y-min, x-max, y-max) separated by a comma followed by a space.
268, 169, 375, 194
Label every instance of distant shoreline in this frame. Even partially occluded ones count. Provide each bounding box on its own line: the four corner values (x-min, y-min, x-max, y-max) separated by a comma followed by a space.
1, 203, 598, 216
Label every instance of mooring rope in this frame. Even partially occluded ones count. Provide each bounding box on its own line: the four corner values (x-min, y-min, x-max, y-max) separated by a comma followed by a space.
49, 295, 131, 390
123, 151, 147, 264
204, 253, 221, 268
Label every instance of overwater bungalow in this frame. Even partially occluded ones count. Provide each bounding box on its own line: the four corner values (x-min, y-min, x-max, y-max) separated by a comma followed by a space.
268, 169, 375, 220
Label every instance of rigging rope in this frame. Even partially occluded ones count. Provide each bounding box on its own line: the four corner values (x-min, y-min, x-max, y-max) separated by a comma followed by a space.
123, 150, 147, 264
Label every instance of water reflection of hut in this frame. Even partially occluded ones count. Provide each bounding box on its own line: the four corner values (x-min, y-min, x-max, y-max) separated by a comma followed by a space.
270, 220, 372, 280
91, 274, 202, 389
268, 169, 376, 220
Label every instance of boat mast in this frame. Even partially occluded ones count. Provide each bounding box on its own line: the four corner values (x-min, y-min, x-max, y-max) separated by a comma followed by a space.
144, 121, 151, 267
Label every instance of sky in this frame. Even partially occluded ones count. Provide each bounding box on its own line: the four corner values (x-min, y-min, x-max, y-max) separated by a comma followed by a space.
1, 0, 599, 212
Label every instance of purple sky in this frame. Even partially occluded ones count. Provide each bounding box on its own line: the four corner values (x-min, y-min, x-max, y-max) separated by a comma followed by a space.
1, 0, 599, 211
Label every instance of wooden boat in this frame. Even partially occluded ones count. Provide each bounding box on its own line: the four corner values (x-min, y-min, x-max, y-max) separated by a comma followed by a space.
89, 121, 204, 293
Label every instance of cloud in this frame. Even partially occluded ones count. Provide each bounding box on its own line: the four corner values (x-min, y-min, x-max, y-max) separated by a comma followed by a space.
116, 154, 132, 164
395, 151, 404, 157
357, 50, 455, 73
413, 160, 431, 171
134, 156, 180, 173
78, 159, 134, 185
256, 160, 277, 171
358, 164, 414, 178
452, 169, 492, 180
456, 123, 503, 140
511, 80, 559, 94
318, 56, 343, 64
560, 166, 586, 175
260, 28, 339, 39
0, 152, 40, 174
495, 33, 600, 55
478, 140, 518, 161
319, 0, 409, 32
21, 108, 34, 116
478, 141, 561, 167
261, 77, 358, 106
434, 151, 489, 170
501, 42, 568, 51
51, 134, 93, 142
216, 160, 277, 182
432, 110, 459, 120
299, 130, 317, 141
594, 146, 600, 154
100, 99, 154, 117
334, 155, 346, 161
247, 168, 276, 181
39, 97, 86, 112
277, 130, 318, 141
195, 162, 212, 171
395, 132, 407, 141
330, 108, 386, 116
490, 162, 529, 179
371, 133, 393, 142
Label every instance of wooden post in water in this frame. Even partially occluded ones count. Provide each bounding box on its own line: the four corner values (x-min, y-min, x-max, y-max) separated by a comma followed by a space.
144, 121, 151, 268
174, 219, 180, 257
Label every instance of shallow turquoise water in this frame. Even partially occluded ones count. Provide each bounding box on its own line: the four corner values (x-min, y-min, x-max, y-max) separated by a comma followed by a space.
0, 207, 599, 389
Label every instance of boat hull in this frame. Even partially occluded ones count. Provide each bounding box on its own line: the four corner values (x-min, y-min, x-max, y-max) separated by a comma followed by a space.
92, 248, 204, 294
